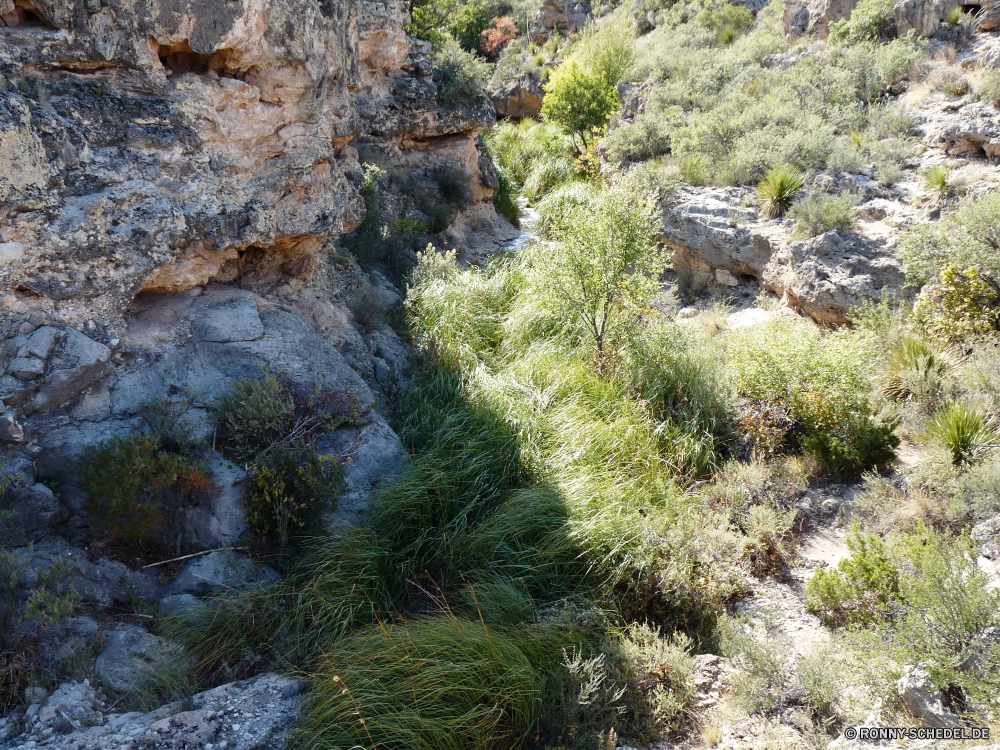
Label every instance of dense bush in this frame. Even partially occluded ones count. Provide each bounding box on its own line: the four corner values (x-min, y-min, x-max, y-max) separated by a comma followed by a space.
883, 334, 956, 401
806, 525, 898, 625
211, 374, 297, 464
726, 318, 898, 477
480, 15, 518, 59
432, 37, 493, 102
80, 435, 212, 547
913, 264, 1000, 342
602, 114, 672, 166
542, 59, 620, 152
789, 193, 858, 237
828, 0, 895, 44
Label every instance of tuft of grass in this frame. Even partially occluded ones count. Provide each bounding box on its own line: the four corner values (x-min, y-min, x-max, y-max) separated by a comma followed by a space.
920, 402, 1000, 464
493, 165, 520, 225
295, 615, 539, 750
756, 165, 803, 219
348, 281, 390, 330
976, 70, 1000, 106
789, 193, 857, 238
883, 334, 957, 401
680, 154, 711, 187
945, 6, 964, 26
923, 164, 953, 199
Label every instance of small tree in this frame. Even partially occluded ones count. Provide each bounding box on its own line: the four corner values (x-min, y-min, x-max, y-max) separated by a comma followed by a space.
545, 189, 666, 355
541, 59, 619, 153
480, 16, 518, 60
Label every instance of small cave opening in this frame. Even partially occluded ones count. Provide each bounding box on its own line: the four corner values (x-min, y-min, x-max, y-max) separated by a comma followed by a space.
152, 38, 246, 80
1, 0, 57, 29
960, 3, 981, 14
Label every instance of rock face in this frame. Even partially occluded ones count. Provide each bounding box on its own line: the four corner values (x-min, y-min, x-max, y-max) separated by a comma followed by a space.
491, 72, 546, 119
660, 187, 911, 324
95, 624, 182, 692
2, 673, 302, 749
529, 0, 592, 43
897, 666, 962, 728
783, 0, 960, 40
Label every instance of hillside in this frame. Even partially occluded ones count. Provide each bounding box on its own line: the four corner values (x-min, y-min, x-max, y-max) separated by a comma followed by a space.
2, 0, 1000, 748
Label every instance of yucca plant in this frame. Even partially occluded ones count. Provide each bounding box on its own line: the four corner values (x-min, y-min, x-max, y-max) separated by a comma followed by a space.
756, 165, 803, 219
883, 335, 957, 401
921, 403, 1000, 464
923, 164, 953, 200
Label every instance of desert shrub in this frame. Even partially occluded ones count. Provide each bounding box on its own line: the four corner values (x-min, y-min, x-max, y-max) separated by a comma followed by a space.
297, 615, 539, 750
542, 58, 620, 151
789, 193, 858, 237
920, 402, 1000, 464
913, 264, 1000, 342
756, 165, 802, 219
575, 9, 638, 85
493, 165, 520, 223
483, 120, 576, 189
697, 3, 755, 44
212, 374, 296, 464
976, 69, 1000, 106
898, 191, 1000, 287
522, 154, 579, 200
347, 281, 390, 330
480, 16, 518, 60
828, 0, 895, 44
806, 524, 899, 626
241, 447, 344, 551
543, 187, 665, 355
680, 154, 711, 186
602, 114, 672, 166
719, 614, 793, 714
726, 318, 898, 478
875, 159, 903, 187
883, 334, 956, 401
139, 395, 202, 455
79, 434, 213, 547
433, 37, 492, 102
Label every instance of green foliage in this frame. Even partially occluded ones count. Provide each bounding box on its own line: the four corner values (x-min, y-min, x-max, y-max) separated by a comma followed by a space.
347, 281, 390, 331
806, 524, 899, 625
976, 69, 1000, 106
697, 3, 755, 45
542, 58, 620, 151
828, 0, 895, 44
603, 115, 673, 167
493, 165, 521, 224
483, 120, 576, 191
544, 188, 665, 354
212, 374, 296, 465
534, 181, 600, 238
788, 192, 858, 237
755, 165, 802, 219
79, 434, 213, 547
575, 10, 638, 86
923, 164, 953, 199
242, 447, 344, 551
432, 37, 493, 102
913, 264, 1000, 342
680, 154, 711, 186
883, 334, 956, 401
726, 318, 898, 477
920, 402, 1000, 464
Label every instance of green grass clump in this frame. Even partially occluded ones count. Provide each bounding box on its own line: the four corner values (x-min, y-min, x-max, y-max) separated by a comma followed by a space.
921, 402, 1000, 464
923, 164, 953, 199
976, 70, 1000, 106
294, 615, 539, 750
789, 193, 857, 238
493, 165, 521, 224
756, 165, 802, 219
883, 334, 956, 401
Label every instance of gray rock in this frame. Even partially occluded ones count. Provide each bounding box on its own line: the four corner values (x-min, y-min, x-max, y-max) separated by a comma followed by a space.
6, 357, 45, 381
18, 326, 62, 361
0, 484, 69, 546
38, 617, 100, 667
0, 410, 27, 443
158, 594, 207, 617
0, 457, 35, 487
897, 666, 962, 728
95, 624, 182, 693
24, 329, 112, 415
189, 292, 264, 343
34, 681, 102, 735
161, 550, 280, 597
373, 357, 391, 382
181, 452, 249, 548
783, 0, 959, 40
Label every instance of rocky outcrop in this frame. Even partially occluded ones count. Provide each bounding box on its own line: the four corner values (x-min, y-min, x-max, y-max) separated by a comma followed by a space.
783, 0, 960, 40
918, 96, 1000, 159
491, 72, 546, 119
896, 666, 962, 728
529, 0, 592, 43
660, 187, 911, 325
1, 673, 302, 749
95, 624, 182, 693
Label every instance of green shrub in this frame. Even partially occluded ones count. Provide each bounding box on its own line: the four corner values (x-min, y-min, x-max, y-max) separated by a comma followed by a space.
575, 10, 638, 85
976, 70, 1000, 106
828, 0, 895, 44
875, 160, 903, 187
432, 37, 492, 103
756, 165, 802, 219
347, 281, 390, 330
945, 6, 963, 25
923, 164, 952, 199
212, 374, 296, 464
296, 615, 539, 750
680, 154, 711, 186
522, 155, 578, 200
242, 447, 344, 551
483, 120, 575, 189
79, 434, 213, 547
883, 334, 956, 401
534, 181, 600, 238
806, 524, 899, 626
726, 318, 898, 477
789, 193, 857, 237
920, 402, 1000, 464
913, 264, 1000, 342
602, 114, 672, 166
542, 58, 620, 152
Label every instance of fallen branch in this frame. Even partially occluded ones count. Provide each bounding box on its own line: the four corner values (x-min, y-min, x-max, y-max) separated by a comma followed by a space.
142, 546, 247, 569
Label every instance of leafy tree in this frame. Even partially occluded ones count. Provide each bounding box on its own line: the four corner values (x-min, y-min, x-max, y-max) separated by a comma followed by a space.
541, 59, 619, 152
575, 11, 637, 85
544, 188, 665, 355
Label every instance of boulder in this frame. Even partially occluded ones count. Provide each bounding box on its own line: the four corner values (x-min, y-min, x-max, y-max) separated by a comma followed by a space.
529, 0, 592, 43
0, 483, 69, 546
161, 550, 280, 597
491, 74, 546, 120
189, 292, 265, 344
95, 624, 182, 693
33, 681, 103, 735
783, 0, 960, 40
181, 453, 249, 548
897, 666, 962, 728
919, 98, 1000, 159
158, 594, 208, 617
38, 616, 100, 667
